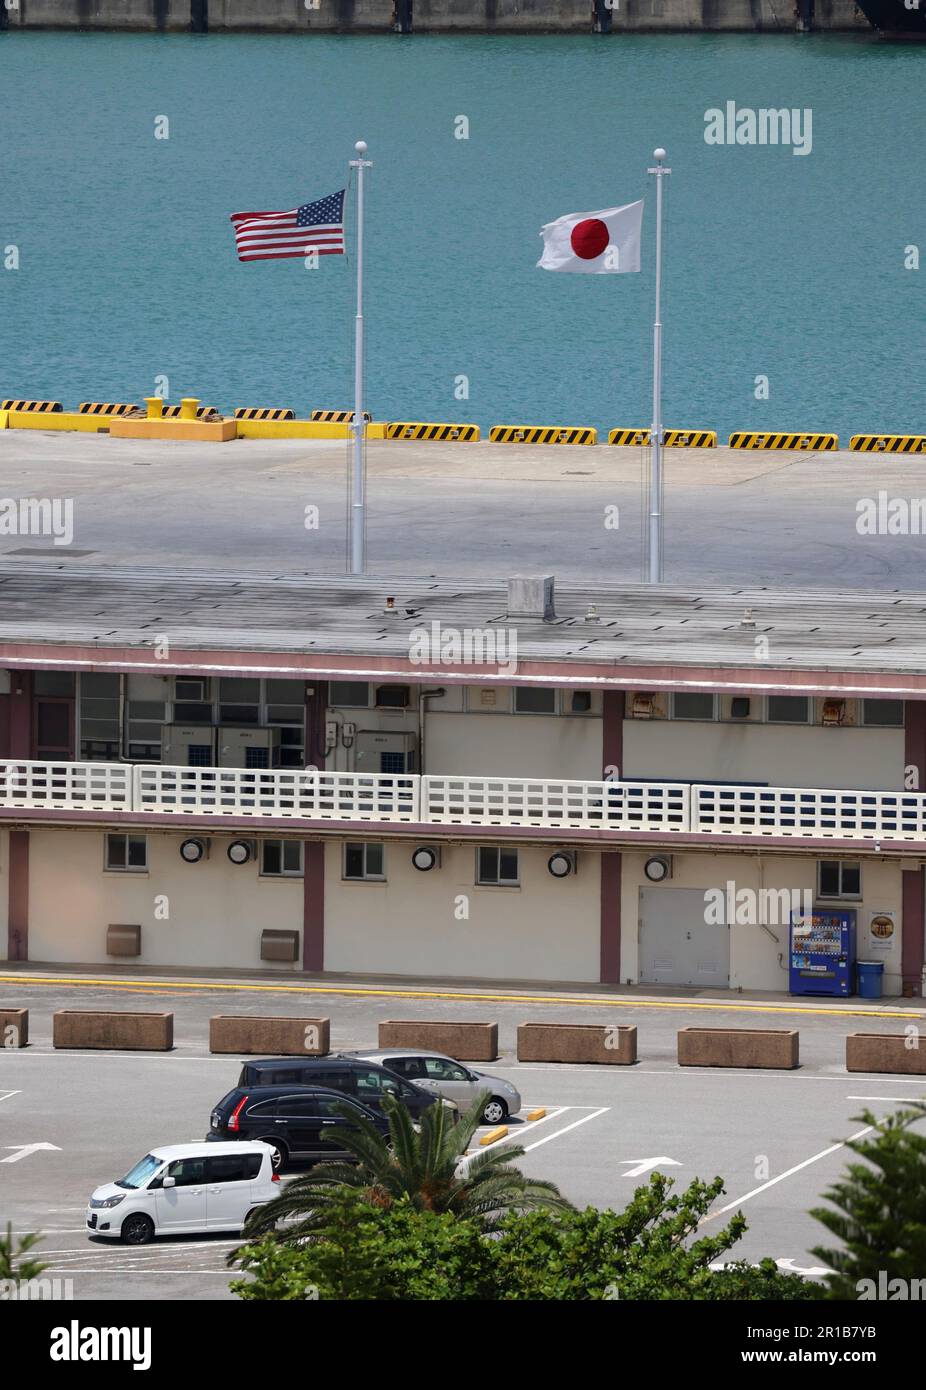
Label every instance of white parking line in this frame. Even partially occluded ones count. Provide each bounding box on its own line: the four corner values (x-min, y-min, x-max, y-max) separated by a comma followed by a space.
518, 1107, 609, 1153
699, 1125, 874, 1226
0, 1090, 21, 1103
847, 1094, 926, 1102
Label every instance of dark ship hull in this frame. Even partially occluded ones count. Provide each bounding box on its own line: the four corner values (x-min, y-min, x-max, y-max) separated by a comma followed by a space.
855, 0, 926, 35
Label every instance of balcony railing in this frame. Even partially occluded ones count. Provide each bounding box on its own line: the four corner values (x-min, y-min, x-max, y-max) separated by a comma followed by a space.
0, 759, 924, 843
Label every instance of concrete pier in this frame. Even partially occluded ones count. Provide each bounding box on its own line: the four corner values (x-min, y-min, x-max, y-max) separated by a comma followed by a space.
2, 0, 872, 35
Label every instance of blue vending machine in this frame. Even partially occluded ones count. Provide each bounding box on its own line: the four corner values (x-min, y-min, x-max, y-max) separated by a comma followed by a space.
789, 907, 857, 997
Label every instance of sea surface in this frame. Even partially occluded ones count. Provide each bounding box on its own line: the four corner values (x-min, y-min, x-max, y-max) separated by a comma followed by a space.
1, 31, 924, 439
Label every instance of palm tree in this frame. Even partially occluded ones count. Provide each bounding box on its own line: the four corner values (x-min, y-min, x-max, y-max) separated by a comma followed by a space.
238, 1091, 571, 1248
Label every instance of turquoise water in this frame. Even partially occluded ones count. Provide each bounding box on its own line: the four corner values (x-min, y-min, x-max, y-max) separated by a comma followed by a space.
1, 31, 924, 438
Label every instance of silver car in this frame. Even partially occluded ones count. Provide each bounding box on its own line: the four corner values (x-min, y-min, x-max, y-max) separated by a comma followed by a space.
345, 1049, 521, 1126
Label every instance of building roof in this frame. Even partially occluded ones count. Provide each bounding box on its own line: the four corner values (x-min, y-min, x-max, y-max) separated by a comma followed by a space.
2, 560, 926, 697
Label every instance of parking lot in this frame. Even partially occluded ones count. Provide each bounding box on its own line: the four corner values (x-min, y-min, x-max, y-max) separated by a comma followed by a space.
2, 967, 924, 1301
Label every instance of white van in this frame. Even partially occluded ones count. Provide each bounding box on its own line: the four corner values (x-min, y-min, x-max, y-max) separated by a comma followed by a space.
86, 1141, 278, 1245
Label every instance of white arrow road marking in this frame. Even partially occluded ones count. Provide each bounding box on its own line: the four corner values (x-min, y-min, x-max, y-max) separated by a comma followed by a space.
621, 1157, 682, 1178
0, 1142, 62, 1164
774, 1258, 830, 1277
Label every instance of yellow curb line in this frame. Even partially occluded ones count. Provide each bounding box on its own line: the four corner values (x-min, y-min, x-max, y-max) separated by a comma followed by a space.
0, 974, 918, 1021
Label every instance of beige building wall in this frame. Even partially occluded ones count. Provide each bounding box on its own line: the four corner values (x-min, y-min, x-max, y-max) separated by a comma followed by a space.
324, 839, 600, 981
620, 849, 904, 994
623, 724, 905, 791
27, 828, 303, 969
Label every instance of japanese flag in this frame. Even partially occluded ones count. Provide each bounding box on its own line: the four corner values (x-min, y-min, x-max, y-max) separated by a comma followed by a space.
537, 200, 644, 274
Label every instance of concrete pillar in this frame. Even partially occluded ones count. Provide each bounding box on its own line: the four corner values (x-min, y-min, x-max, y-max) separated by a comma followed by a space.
8, 830, 29, 961
303, 842, 325, 972
8, 673, 32, 757
903, 700, 926, 995
600, 690, 625, 982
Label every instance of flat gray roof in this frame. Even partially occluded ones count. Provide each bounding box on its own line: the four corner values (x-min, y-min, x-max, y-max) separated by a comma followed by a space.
2, 560, 926, 680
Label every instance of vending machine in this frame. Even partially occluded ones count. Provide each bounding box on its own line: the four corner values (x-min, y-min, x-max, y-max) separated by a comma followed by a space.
789, 908, 857, 997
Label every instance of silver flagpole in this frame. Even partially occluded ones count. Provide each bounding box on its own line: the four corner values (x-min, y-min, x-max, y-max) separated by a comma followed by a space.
349, 139, 372, 575
647, 147, 670, 584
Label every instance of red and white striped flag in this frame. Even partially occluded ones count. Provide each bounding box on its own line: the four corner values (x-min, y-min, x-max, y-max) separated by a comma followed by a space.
230, 189, 345, 263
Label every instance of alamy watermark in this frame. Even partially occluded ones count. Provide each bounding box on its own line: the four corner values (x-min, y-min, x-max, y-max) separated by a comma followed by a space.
409, 621, 518, 675
0, 497, 74, 547
705, 882, 813, 925
704, 102, 813, 157
0, 1276, 74, 1300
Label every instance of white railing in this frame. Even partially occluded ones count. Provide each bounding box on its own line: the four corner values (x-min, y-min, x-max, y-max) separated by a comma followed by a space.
0, 759, 132, 811
135, 767, 419, 822
423, 776, 690, 831
694, 784, 926, 842
1, 758, 925, 842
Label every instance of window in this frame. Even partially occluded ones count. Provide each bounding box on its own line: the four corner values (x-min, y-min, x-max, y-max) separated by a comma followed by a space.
343, 843, 385, 881
477, 846, 519, 886
206, 1154, 260, 1183
423, 1058, 469, 1082
329, 682, 369, 707
105, 834, 148, 872
514, 688, 556, 715
767, 696, 810, 724
219, 677, 261, 725
353, 1068, 402, 1101
316, 1095, 367, 1119
385, 1056, 426, 1079
862, 699, 904, 728
166, 1158, 206, 1187
817, 860, 861, 900
671, 692, 715, 721
274, 1096, 319, 1118
79, 672, 121, 761
33, 672, 75, 697
261, 840, 304, 877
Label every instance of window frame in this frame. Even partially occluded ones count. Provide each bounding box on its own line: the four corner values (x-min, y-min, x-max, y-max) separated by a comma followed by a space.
670, 691, 717, 722
476, 845, 520, 887
104, 832, 148, 873
342, 842, 386, 882
513, 687, 557, 716
766, 695, 812, 725
860, 699, 905, 728
816, 859, 862, 902
260, 839, 304, 878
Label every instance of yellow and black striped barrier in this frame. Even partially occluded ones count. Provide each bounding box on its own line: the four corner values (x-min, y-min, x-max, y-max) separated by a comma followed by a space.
386, 421, 480, 442
78, 402, 138, 416
310, 409, 372, 423
850, 434, 926, 454
1, 399, 63, 413
162, 404, 217, 419
663, 429, 717, 448
490, 424, 597, 446
608, 428, 651, 446
728, 431, 838, 451
234, 408, 296, 421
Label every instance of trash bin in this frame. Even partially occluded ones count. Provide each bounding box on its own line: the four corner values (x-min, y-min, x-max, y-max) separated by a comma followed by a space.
856, 960, 884, 1000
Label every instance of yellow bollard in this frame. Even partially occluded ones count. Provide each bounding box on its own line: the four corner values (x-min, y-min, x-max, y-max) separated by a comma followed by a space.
144, 397, 164, 420
179, 397, 199, 421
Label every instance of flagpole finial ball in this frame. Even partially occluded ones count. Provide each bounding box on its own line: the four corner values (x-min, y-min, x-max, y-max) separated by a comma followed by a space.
355, 140, 368, 154
653, 147, 666, 161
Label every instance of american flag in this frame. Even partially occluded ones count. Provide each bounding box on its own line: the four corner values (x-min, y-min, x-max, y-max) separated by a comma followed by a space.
230, 190, 345, 263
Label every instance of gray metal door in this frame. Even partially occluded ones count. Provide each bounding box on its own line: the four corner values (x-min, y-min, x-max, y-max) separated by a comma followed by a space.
639, 887, 730, 988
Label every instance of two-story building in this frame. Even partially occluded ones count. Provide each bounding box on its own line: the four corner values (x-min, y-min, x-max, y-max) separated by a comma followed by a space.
1, 563, 924, 997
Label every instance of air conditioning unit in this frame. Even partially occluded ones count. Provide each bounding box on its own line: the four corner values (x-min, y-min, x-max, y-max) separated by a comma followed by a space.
217, 727, 281, 769
375, 684, 411, 709
355, 730, 417, 775
175, 677, 209, 702
161, 725, 216, 766
631, 692, 657, 719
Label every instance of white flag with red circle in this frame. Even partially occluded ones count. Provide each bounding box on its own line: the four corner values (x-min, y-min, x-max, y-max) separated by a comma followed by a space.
537, 200, 644, 274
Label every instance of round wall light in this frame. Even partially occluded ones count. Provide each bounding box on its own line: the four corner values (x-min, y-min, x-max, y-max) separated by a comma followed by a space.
547, 851, 575, 878
411, 846, 439, 872
227, 840, 253, 865
644, 855, 672, 883
180, 838, 207, 864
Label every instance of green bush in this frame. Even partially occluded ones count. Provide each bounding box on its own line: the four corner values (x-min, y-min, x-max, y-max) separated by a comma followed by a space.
810, 1102, 926, 1299
231, 1175, 818, 1302
232, 1189, 497, 1301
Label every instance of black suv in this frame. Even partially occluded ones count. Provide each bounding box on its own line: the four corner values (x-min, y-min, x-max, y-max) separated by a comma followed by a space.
235, 1057, 456, 1123
208, 1086, 390, 1171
